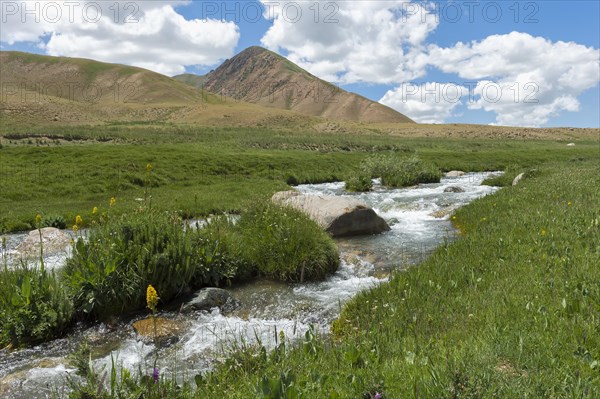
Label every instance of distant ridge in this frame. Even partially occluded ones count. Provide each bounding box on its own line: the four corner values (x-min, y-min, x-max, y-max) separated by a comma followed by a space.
175, 46, 414, 124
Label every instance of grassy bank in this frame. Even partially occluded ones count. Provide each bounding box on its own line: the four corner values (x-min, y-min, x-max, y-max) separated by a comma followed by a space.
193, 158, 600, 398
1, 125, 597, 232
66, 157, 599, 398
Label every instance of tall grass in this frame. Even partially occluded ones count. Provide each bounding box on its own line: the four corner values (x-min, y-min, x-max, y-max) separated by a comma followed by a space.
0, 262, 73, 347
204, 203, 340, 282
346, 154, 442, 190
63, 209, 237, 320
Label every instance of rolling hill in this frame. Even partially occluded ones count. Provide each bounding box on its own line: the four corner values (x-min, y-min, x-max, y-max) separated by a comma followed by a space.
174, 46, 414, 124
0, 51, 325, 127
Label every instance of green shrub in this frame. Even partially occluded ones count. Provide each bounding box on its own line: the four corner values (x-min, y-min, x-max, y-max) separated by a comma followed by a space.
345, 170, 373, 192
204, 204, 340, 282
237, 203, 339, 282
361, 154, 442, 187
63, 210, 236, 320
41, 214, 67, 229
0, 263, 73, 347
285, 174, 299, 186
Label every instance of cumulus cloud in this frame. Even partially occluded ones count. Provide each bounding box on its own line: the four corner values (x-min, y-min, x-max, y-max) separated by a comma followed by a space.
260, 0, 437, 84
0, 0, 240, 75
424, 32, 600, 126
380, 82, 468, 123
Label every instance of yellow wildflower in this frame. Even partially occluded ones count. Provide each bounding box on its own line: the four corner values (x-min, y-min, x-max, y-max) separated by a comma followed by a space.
75, 215, 83, 226
73, 225, 79, 232
92, 207, 98, 215
146, 163, 153, 172
146, 285, 159, 312
35, 214, 42, 224
110, 197, 116, 207
541, 229, 546, 236
567, 201, 572, 206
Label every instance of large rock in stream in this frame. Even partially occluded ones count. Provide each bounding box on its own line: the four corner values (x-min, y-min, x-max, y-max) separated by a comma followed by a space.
15, 227, 71, 256
272, 191, 390, 237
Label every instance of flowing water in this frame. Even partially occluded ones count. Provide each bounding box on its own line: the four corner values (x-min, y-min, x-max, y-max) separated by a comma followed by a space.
0, 172, 501, 398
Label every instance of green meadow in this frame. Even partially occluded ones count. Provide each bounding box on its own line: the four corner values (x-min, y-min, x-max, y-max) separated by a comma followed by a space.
1, 125, 596, 232
1, 124, 598, 398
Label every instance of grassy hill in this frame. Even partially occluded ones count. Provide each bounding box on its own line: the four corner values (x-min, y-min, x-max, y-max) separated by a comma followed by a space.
0, 51, 327, 128
174, 46, 414, 123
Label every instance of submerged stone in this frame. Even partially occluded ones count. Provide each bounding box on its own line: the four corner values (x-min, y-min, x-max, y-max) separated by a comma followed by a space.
132, 317, 185, 348
182, 288, 239, 313
444, 186, 465, 193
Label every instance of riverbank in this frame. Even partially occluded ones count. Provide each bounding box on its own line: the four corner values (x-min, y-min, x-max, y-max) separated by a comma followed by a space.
156, 158, 596, 398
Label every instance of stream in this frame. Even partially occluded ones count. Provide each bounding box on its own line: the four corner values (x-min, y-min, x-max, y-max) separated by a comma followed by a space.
0, 172, 500, 398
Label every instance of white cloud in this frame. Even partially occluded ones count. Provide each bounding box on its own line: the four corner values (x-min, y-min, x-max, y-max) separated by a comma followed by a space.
260, 0, 437, 84
0, 0, 240, 75
380, 82, 468, 123
426, 32, 600, 126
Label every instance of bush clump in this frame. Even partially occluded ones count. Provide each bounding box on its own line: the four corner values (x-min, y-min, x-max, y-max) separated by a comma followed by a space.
345, 170, 373, 192
41, 214, 67, 229
360, 154, 442, 188
0, 264, 73, 347
63, 210, 236, 320
205, 203, 340, 282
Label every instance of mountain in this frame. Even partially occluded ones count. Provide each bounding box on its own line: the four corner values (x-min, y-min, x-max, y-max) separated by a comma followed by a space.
0, 51, 317, 127
174, 46, 414, 124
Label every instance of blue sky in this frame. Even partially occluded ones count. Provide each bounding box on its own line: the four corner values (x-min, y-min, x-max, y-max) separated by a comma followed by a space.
1, 1, 599, 127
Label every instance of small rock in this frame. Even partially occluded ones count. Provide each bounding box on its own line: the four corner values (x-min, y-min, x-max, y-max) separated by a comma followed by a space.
444, 186, 465, 193
567, 143, 575, 146
445, 170, 466, 177
387, 217, 400, 226
132, 317, 184, 348
182, 288, 239, 313
512, 173, 525, 186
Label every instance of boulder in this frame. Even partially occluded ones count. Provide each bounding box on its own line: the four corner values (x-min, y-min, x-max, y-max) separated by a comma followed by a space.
132, 317, 184, 347
445, 171, 466, 177
272, 191, 390, 237
512, 173, 525, 186
444, 186, 465, 193
15, 227, 71, 256
182, 288, 238, 313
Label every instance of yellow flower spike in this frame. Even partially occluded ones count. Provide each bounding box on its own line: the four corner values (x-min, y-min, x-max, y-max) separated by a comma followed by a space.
110, 197, 116, 207
75, 215, 83, 226
73, 225, 79, 232
92, 207, 98, 215
35, 214, 43, 224
146, 163, 153, 172
567, 201, 572, 206
540, 229, 546, 236
146, 285, 159, 312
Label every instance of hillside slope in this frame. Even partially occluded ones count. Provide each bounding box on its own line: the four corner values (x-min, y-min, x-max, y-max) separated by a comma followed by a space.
175, 46, 414, 124
0, 51, 322, 128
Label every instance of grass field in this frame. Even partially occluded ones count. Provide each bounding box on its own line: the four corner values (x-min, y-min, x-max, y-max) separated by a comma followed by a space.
1, 122, 598, 397
1, 125, 597, 232
63, 155, 600, 399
